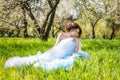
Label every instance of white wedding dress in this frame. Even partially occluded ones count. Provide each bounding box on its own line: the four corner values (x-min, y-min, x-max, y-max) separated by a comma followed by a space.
4, 37, 90, 71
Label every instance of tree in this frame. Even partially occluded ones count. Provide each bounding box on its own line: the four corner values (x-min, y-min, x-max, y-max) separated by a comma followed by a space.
75, 0, 119, 39
0, 0, 60, 40
0, 0, 29, 37
40, 0, 60, 41
80, 0, 105, 38
100, 0, 119, 39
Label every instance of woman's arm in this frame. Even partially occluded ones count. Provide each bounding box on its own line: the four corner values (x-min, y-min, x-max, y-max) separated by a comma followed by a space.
74, 38, 79, 53
54, 33, 63, 46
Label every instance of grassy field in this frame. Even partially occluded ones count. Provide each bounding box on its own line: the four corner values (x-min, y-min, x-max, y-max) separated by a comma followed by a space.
0, 38, 120, 80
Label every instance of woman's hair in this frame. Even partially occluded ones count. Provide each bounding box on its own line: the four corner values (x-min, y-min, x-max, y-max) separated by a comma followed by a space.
65, 22, 82, 37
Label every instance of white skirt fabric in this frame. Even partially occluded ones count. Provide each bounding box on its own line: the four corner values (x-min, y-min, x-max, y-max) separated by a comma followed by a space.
4, 38, 90, 71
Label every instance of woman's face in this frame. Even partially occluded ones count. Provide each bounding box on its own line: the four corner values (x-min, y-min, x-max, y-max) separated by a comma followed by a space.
71, 29, 79, 38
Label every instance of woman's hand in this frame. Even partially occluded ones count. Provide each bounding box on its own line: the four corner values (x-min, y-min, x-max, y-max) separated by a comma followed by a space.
74, 38, 79, 53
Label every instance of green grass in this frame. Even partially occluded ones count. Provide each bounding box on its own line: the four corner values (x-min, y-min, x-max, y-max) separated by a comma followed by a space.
0, 37, 120, 80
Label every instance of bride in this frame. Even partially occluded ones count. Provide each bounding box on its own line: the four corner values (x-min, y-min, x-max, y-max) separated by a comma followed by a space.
4, 22, 90, 71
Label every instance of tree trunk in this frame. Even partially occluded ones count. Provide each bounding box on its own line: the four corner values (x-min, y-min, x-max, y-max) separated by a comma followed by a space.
16, 28, 20, 37
21, 1, 41, 37
51, 25, 55, 37
40, 8, 54, 38
41, 0, 60, 41
110, 29, 115, 40
23, 20, 28, 37
41, 10, 56, 41
90, 22, 96, 39
110, 23, 115, 40
90, 26, 95, 39
90, 19, 100, 39
22, 5, 28, 37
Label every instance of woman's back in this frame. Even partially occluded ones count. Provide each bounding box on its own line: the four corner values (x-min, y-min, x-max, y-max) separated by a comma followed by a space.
38, 37, 76, 62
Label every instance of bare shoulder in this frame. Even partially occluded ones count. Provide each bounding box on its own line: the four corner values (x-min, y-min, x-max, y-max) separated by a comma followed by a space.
58, 33, 64, 36
58, 33, 64, 38
57, 33, 64, 40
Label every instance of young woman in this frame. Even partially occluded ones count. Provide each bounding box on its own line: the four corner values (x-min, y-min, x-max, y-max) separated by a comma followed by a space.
64, 22, 90, 60
4, 22, 90, 71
